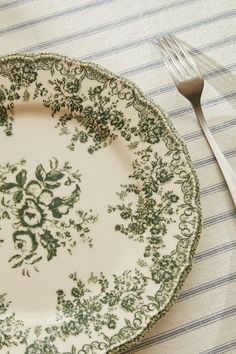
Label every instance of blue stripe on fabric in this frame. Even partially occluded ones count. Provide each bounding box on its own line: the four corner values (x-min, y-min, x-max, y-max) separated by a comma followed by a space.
13, 9, 236, 54
80, 23, 236, 63
124, 306, 236, 353
168, 91, 236, 118
190, 36, 236, 56
0, 0, 34, 11
11, 0, 197, 53
201, 182, 227, 197
121, 39, 236, 78
178, 273, 236, 301
143, 62, 236, 97
195, 241, 236, 262
194, 147, 236, 169
183, 119, 236, 143
203, 210, 236, 228
0, 0, 115, 37
200, 340, 236, 354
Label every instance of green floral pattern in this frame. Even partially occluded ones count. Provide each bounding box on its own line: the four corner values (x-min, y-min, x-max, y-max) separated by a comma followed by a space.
0, 294, 27, 349
0, 54, 201, 354
0, 56, 136, 155
0, 84, 19, 136
108, 146, 179, 242
0, 158, 97, 276
108, 145, 184, 287
47, 269, 147, 340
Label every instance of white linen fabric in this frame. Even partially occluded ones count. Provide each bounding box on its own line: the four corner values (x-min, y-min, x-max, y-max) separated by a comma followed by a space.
0, 1, 235, 353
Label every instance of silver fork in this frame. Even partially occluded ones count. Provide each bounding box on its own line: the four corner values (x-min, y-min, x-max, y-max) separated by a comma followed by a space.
153, 35, 236, 208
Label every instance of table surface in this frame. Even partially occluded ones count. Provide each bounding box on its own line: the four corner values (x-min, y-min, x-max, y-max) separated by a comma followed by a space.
0, 1, 235, 353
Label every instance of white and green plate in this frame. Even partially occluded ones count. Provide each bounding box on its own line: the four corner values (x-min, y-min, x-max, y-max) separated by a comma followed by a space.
0, 53, 201, 354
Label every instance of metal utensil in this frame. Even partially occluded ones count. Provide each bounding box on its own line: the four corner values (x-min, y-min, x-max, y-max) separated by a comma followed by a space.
153, 35, 236, 208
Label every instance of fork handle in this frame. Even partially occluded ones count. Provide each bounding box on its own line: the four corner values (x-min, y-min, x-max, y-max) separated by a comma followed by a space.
193, 103, 236, 208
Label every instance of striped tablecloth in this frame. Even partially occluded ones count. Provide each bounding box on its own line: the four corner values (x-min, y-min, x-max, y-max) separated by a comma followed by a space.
1, 1, 235, 353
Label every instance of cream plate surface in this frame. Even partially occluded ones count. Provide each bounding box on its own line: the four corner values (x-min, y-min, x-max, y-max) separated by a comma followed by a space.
0, 53, 201, 354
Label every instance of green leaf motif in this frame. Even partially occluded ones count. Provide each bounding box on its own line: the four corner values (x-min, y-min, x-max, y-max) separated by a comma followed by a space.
15, 169, 27, 187
40, 231, 60, 261
13, 190, 23, 203
49, 197, 68, 218
8, 254, 21, 262
11, 259, 24, 268
30, 256, 43, 265
48, 197, 63, 209
46, 170, 64, 182
44, 181, 61, 190
0, 182, 17, 192
35, 164, 46, 181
